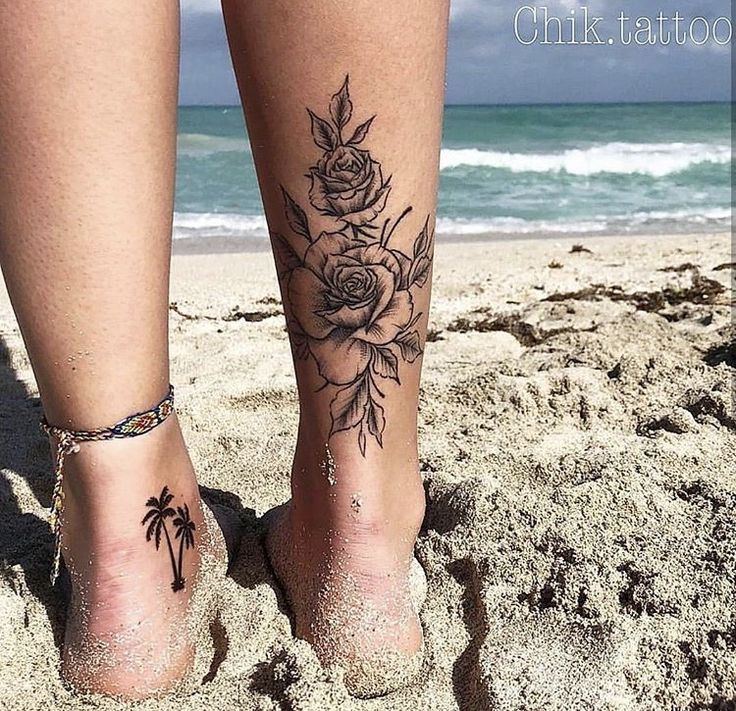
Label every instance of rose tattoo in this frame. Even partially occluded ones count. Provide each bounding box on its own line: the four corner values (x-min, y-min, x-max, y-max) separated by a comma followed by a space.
274, 76, 433, 455
288, 234, 415, 385
309, 145, 391, 226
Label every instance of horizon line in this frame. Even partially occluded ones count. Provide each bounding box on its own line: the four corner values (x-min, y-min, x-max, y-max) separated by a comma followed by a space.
179, 99, 730, 109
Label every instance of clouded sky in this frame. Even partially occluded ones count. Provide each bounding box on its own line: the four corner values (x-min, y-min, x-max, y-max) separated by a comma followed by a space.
180, 0, 730, 105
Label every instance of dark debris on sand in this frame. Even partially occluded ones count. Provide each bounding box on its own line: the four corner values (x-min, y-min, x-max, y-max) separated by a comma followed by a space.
542, 272, 727, 313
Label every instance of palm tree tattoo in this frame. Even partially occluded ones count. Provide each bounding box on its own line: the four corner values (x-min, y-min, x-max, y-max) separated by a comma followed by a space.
141, 486, 196, 592
275, 76, 432, 455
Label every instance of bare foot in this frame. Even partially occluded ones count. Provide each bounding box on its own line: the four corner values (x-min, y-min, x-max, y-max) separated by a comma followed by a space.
264, 451, 426, 698
57, 416, 226, 699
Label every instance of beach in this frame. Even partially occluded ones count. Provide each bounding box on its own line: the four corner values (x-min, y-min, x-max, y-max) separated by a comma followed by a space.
0, 230, 733, 710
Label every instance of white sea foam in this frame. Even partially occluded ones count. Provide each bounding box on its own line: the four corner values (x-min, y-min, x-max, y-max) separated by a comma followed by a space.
436, 208, 730, 235
624, 207, 731, 226
177, 133, 250, 156
173, 208, 729, 240
174, 212, 268, 238
176, 135, 729, 178
434, 216, 608, 235
439, 142, 731, 177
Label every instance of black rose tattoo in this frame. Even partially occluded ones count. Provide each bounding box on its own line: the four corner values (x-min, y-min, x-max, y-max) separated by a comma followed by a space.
288, 234, 415, 384
306, 77, 390, 227
275, 76, 433, 455
309, 144, 391, 226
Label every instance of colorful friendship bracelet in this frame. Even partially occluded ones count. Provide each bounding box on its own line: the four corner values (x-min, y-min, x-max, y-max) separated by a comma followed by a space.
40, 385, 176, 584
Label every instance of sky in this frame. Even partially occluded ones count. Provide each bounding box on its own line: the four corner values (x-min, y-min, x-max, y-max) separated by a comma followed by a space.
180, 0, 731, 105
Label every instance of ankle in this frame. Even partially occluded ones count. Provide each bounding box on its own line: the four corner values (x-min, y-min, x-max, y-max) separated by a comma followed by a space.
288, 444, 426, 549
58, 414, 195, 504
56, 416, 201, 565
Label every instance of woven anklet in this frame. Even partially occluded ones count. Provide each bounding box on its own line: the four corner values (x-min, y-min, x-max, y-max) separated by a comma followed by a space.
40, 385, 176, 584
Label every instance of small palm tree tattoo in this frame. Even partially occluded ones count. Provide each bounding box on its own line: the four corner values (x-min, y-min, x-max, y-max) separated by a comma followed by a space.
172, 503, 196, 591
141, 486, 196, 592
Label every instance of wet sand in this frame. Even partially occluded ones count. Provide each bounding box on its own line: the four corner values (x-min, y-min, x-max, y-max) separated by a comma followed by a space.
0, 231, 733, 710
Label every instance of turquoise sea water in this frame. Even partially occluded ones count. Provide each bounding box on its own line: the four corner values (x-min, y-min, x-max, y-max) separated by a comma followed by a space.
175, 102, 731, 239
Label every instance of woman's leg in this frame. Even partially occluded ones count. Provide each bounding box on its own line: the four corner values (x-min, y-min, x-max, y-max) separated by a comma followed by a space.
222, 0, 449, 694
0, 2, 207, 698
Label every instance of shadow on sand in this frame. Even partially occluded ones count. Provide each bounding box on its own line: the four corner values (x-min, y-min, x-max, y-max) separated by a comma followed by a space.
0, 336, 65, 647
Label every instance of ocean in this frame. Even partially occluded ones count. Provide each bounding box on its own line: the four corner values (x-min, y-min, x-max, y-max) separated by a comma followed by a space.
174, 102, 731, 240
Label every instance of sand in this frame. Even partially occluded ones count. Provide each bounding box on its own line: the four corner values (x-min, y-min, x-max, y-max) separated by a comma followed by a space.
0, 231, 733, 710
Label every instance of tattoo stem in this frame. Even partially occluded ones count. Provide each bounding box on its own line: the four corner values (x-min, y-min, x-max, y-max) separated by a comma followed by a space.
380, 218, 391, 244
162, 523, 179, 588
177, 532, 186, 588
382, 206, 413, 247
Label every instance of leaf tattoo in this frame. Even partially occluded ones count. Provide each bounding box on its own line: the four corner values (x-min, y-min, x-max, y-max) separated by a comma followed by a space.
346, 116, 375, 146
371, 345, 400, 383
308, 109, 338, 152
414, 217, 431, 259
330, 76, 353, 131
395, 329, 423, 363
330, 374, 370, 434
281, 188, 311, 241
273, 233, 302, 279
274, 76, 434, 455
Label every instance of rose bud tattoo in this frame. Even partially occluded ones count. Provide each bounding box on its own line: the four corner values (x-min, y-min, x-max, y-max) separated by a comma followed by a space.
308, 139, 391, 226
274, 76, 433, 456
